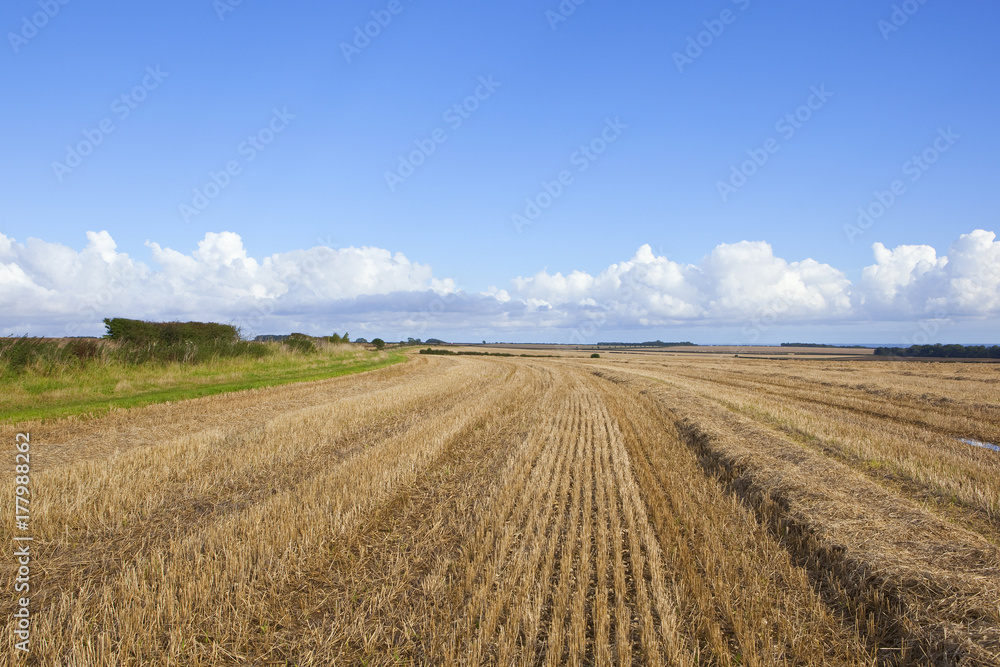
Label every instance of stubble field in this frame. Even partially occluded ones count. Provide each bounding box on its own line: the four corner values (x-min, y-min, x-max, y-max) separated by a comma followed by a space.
2, 353, 999, 665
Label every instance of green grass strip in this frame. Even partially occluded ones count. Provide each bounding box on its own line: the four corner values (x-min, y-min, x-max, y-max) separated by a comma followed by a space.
1, 352, 406, 424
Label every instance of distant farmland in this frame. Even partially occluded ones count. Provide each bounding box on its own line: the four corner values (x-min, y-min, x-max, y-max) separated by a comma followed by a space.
2, 352, 999, 664
467, 342, 879, 358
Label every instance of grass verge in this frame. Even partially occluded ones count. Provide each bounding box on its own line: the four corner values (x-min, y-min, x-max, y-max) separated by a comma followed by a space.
1, 346, 406, 424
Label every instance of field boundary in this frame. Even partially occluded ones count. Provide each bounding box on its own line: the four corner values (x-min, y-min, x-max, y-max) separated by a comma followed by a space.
1, 351, 407, 425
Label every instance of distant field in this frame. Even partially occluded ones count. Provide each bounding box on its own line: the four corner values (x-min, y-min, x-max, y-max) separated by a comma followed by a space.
464, 342, 877, 358
2, 353, 998, 664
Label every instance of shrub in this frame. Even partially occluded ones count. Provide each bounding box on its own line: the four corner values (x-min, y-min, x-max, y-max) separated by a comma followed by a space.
103, 318, 156, 343
372, 338, 385, 351
0, 337, 100, 375
0, 329, 279, 377
103, 318, 239, 345
69, 338, 102, 360
1, 337, 41, 374
591, 353, 600, 358
284, 333, 316, 355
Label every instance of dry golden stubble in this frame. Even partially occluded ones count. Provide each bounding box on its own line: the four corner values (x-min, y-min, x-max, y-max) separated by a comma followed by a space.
0, 353, 436, 473
593, 370, 874, 666
4, 354, 997, 665
614, 357, 1000, 538
1, 358, 505, 664
593, 364, 999, 664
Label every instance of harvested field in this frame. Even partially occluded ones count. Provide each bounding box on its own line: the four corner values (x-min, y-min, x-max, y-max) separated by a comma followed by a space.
2, 353, 999, 665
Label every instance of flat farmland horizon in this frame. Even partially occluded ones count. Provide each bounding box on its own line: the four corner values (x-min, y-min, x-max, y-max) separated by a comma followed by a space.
3, 353, 998, 665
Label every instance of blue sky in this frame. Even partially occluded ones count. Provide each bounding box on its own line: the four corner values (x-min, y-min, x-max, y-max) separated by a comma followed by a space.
2, 0, 999, 343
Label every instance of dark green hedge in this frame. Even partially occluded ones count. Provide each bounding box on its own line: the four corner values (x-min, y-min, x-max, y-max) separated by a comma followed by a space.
103, 318, 239, 345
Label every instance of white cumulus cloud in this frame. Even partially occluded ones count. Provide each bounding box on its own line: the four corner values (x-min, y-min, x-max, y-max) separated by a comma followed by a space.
855, 229, 1000, 318
0, 228, 997, 339
0, 231, 449, 337
510, 241, 852, 325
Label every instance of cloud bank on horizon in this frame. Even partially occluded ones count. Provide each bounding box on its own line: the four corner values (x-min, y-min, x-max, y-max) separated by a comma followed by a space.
1, 229, 997, 343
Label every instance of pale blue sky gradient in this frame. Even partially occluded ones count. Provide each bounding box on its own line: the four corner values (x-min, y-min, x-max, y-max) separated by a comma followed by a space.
2, 1, 998, 342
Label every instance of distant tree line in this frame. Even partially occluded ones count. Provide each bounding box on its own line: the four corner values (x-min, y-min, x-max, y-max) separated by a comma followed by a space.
597, 341, 695, 347
418, 348, 555, 358
254, 334, 288, 342
255, 332, 350, 345
874, 344, 1000, 359
420, 348, 513, 357
254, 331, 388, 350
781, 342, 868, 348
